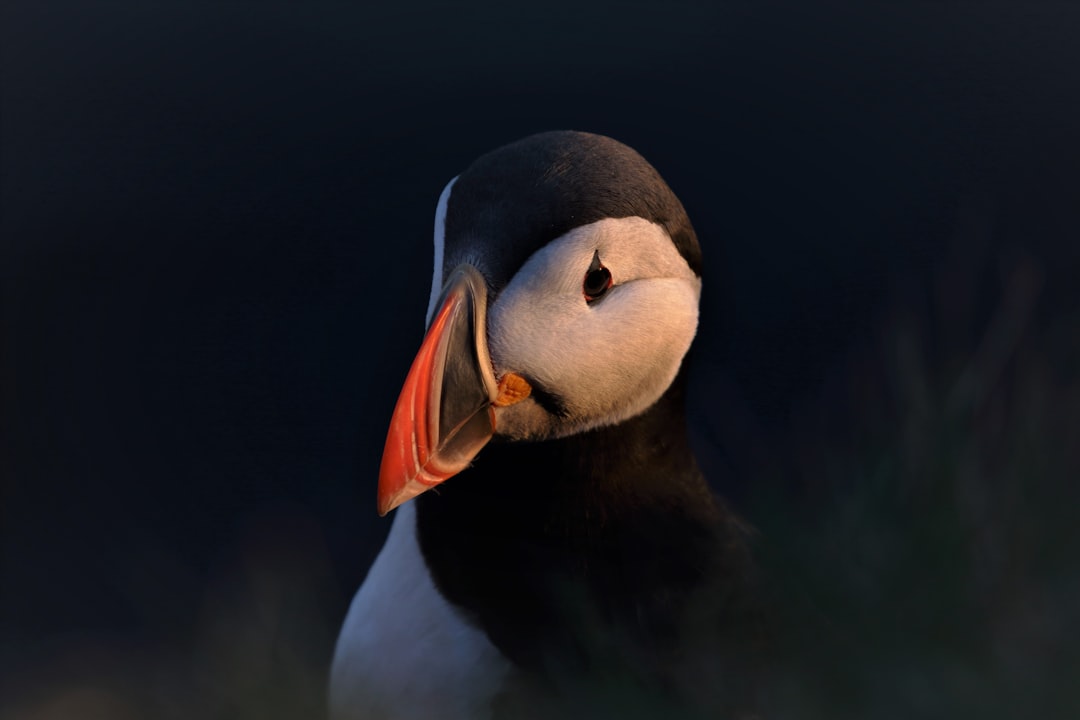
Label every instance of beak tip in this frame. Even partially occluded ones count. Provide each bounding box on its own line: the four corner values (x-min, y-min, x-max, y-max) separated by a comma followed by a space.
377, 460, 407, 517
377, 476, 433, 517
376, 492, 399, 517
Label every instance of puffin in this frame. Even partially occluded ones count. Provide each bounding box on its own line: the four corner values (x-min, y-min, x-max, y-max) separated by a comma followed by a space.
330, 131, 762, 720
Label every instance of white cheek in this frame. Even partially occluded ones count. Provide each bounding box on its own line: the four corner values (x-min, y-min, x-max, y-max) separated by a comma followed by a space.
489, 276, 700, 430
486, 217, 702, 435
585, 279, 700, 413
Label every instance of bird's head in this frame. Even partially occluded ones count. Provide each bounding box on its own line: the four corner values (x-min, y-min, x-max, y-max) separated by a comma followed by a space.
377, 131, 703, 515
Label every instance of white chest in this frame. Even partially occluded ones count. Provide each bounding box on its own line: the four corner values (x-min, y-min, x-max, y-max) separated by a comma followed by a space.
329, 503, 511, 720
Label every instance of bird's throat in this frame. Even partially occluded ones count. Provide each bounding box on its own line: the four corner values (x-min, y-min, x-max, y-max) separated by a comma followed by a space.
413, 372, 730, 674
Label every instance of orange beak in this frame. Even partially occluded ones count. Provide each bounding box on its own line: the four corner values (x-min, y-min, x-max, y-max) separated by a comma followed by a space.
377, 266, 500, 516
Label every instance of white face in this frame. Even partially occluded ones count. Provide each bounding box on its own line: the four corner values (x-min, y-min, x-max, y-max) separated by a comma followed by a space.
486, 216, 701, 440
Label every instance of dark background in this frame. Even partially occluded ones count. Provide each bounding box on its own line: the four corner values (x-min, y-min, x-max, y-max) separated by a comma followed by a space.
3, 2, 1079, 718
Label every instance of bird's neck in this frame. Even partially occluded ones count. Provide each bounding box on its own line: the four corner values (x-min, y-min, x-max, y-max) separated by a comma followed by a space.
414, 371, 746, 673
417, 370, 715, 553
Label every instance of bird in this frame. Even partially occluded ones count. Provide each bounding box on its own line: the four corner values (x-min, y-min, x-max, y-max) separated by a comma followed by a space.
330, 131, 763, 720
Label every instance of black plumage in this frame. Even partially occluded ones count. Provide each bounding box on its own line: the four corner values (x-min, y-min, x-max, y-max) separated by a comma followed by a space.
442, 131, 703, 290
413, 132, 765, 716
417, 369, 764, 718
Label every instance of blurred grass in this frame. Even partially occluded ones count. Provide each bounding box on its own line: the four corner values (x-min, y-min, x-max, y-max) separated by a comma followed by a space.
1, 507, 345, 720
4, 226, 1078, 719
750, 231, 1080, 718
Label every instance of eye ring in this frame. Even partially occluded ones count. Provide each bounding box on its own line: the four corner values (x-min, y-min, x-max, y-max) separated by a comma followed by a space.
583, 250, 612, 303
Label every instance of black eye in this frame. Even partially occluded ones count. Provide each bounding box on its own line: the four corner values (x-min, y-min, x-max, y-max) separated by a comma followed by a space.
583, 250, 612, 303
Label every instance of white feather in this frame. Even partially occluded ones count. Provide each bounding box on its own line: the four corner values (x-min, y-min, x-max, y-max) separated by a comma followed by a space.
329, 502, 510, 720
426, 177, 457, 328
488, 216, 701, 439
